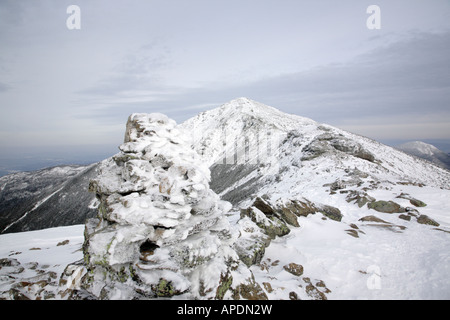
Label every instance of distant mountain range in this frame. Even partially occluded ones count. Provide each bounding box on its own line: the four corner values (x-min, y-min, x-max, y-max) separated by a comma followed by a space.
396, 141, 450, 171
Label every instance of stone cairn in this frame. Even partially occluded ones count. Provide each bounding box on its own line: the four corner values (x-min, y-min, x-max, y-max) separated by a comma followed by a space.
59, 113, 266, 300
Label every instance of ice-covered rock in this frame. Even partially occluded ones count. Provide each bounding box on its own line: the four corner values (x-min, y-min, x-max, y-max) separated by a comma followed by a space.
72, 113, 265, 299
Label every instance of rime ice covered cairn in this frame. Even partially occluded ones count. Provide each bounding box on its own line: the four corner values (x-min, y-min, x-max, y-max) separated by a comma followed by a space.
79, 113, 260, 299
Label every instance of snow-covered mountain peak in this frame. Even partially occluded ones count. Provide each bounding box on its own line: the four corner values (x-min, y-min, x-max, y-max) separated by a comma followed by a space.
185, 97, 316, 133
397, 141, 450, 170
398, 141, 440, 156
221, 97, 280, 116
182, 98, 450, 194
181, 98, 317, 167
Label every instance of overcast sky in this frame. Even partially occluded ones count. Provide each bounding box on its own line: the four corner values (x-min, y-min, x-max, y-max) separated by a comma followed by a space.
1, 0, 450, 157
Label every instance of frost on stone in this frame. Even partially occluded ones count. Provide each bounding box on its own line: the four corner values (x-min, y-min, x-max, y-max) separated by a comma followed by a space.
78, 113, 264, 299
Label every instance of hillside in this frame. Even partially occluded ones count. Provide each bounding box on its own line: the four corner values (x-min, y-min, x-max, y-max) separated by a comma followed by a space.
0, 164, 97, 234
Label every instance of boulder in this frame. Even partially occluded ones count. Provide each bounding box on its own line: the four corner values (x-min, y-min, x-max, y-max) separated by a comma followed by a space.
367, 200, 405, 214
396, 193, 427, 207
346, 190, 376, 208
278, 198, 317, 218
359, 215, 407, 233
398, 214, 411, 221
252, 197, 276, 216
251, 197, 300, 227
317, 204, 343, 222
409, 199, 427, 208
240, 207, 290, 239
283, 263, 304, 276
330, 137, 375, 162
416, 215, 440, 227
359, 215, 389, 223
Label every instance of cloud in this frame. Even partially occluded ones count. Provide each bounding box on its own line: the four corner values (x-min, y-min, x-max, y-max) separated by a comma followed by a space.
0, 82, 9, 93
71, 24, 450, 141
175, 31, 450, 132
76, 41, 173, 98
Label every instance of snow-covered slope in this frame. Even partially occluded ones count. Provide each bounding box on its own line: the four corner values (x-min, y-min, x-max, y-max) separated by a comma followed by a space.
397, 141, 450, 170
181, 97, 317, 167
1, 97, 449, 300
0, 225, 84, 300
180, 98, 450, 299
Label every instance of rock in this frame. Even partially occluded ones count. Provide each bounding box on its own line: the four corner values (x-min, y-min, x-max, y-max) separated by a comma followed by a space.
398, 214, 411, 221
289, 291, 300, 300
0, 258, 20, 267
405, 207, 420, 216
273, 198, 317, 220
0, 258, 24, 275
3, 288, 30, 300
329, 180, 346, 191
249, 196, 343, 224
234, 236, 268, 268
305, 283, 327, 300
76, 113, 264, 300
359, 216, 407, 233
252, 197, 276, 216
315, 280, 330, 292
236, 197, 310, 268
262, 282, 273, 293
367, 200, 405, 214
152, 279, 185, 298
301, 133, 376, 163
235, 207, 284, 267
409, 199, 427, 208
301, 140, 331, 161
434, 228, 450, 234
359, 215, 390, 223
253, 197, 300, 228
396, 193, 427, 207
346, 229, 359, 238
330, 137, 375, 163
231, 274, 268, 300
234, 215, 271, 268
240, 207, 290, 239
277, 206, 301, 228
215, 272, 233, 300
317, 205, 343, 222
287, 199, 318, 217
57, 240, 70, 246
346, 190, 376, 208
283, 263, 304, 276
416, 215, 440, 227
353, 150, 375, 163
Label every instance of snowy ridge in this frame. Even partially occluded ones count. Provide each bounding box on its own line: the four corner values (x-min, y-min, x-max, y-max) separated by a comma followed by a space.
181, 97, 317, 167
182, 98, 449, 190
181, 98, 450, 299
